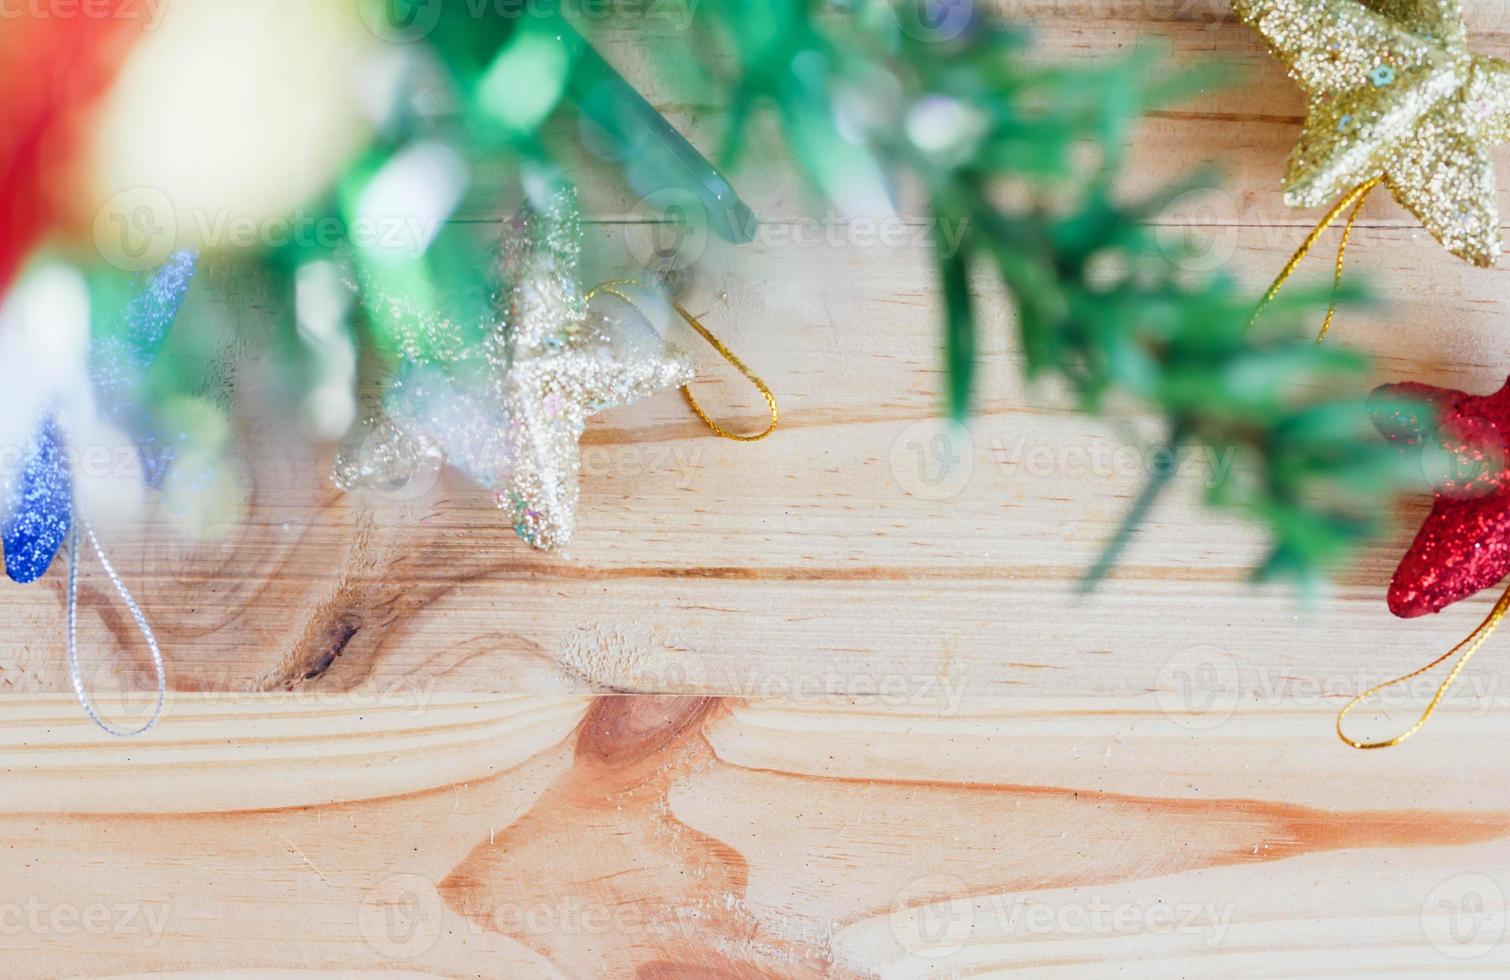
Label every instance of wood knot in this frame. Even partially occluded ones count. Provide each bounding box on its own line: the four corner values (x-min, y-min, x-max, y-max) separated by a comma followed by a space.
575, 695, 718, 767
297, 614, 361, 684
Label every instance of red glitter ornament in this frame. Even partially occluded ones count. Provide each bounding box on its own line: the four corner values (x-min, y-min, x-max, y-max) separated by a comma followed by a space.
1370, 376, 1510, 618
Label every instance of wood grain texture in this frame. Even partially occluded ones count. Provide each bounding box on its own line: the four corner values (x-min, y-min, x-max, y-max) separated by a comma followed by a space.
7, 1, 1510, 976
4, 694, 1510, 978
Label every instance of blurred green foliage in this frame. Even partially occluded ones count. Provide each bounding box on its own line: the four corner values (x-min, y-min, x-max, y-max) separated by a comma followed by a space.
131, 0, 1422, 588
666, 0, 1425, 587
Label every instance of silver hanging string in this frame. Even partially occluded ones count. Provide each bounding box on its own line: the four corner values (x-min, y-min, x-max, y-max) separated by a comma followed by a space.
66, 517, 167, 737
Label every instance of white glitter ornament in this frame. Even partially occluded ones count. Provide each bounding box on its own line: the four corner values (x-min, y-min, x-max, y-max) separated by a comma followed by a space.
334, 184, 692, 553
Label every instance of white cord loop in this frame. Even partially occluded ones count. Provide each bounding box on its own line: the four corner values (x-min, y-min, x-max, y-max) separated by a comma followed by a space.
66, 517, 167, 737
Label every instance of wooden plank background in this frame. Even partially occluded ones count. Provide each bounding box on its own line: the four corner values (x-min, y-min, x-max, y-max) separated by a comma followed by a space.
6, 2, 1510, 976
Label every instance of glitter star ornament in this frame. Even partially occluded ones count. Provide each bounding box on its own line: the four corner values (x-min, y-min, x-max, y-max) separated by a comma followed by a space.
1369, 375, 1510, 617
334, 184, 692, 553
1234, 0, 1510, 266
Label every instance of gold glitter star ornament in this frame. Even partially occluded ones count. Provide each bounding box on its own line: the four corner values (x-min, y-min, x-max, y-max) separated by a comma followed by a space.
333, 185, 692, 553
1234, 0, 1510, 266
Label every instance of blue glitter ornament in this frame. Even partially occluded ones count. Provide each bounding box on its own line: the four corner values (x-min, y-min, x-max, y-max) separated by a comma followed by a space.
1, 252, 196, 584
90, 251, 196, 409
90, 250, 198, 487
3, 416, 72, 584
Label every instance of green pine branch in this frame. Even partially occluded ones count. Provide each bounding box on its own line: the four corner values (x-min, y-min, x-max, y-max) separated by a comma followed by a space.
667, 0, 1422, 588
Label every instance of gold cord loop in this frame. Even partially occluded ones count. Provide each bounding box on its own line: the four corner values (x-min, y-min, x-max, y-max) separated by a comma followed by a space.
587, 279, 779, 442
670, 302, 779, 442
1248, 176, 1382, 342
1336, 582, 1510, 749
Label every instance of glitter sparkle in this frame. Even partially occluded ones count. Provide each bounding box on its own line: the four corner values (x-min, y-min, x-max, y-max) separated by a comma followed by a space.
333, 184, 692, 553
1371, 376, 1510, 617
1234, 0, 1510, 265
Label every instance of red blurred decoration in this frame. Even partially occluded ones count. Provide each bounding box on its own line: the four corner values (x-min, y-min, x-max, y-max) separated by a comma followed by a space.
1371, 377, 1510, 618
0, 11, 142, 291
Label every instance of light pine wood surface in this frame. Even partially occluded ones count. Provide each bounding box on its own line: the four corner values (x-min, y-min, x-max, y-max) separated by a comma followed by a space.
7, 2, 1510, 977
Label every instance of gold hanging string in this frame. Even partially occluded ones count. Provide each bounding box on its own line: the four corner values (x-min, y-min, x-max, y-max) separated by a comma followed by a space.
1279, 175, 1510, 750
670, 302, 779, 442
1284, 174, 1510, 750
587, 279, 779, 442
1336, 582, 1510, 750
1247, 176, 1382, 342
